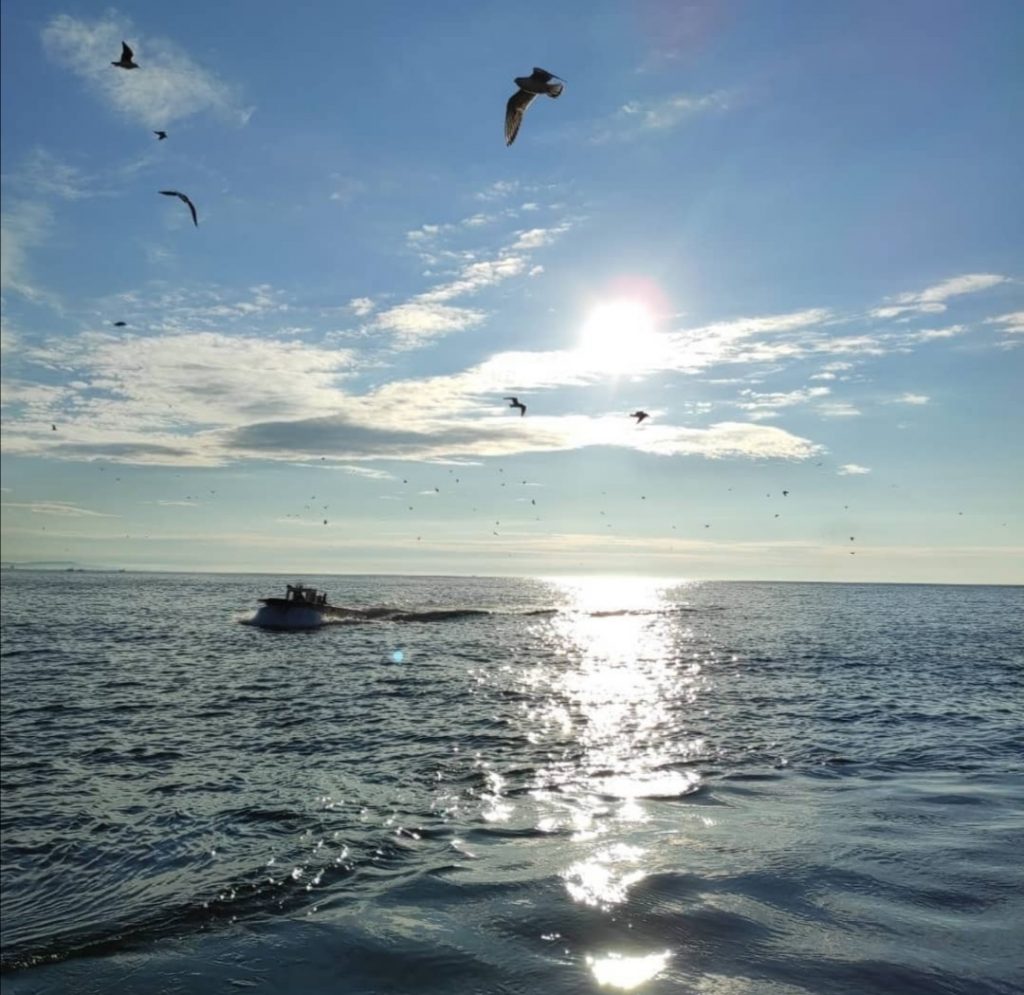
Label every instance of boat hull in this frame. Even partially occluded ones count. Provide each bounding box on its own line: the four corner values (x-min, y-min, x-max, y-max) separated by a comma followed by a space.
250, 603, 326, 630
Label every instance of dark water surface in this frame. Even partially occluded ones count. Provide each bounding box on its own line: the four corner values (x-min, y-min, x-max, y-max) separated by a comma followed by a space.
2, 573, 1022, 994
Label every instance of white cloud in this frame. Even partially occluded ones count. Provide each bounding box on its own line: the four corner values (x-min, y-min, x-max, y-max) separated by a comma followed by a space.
736, 386, 830, 419
985, 311, 1024, 334
2, 331, 357, 465
373, 302, 486, 344
906, 325, 965, 342
510, 225, 570, 250
373, 222, 572, 347
348, 297, 375, 317
594, 91, 730, 142
474, 180, 520, 202
871, 273, 1007, 319
419, 256, 528, 303
41, 14, 251, 128
817, 402, 861, 418
837, 464, 871, 475
894, 393, 929, 405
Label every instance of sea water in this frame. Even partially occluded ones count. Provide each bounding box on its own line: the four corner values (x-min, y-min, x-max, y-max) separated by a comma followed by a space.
1, 572, 1022, 994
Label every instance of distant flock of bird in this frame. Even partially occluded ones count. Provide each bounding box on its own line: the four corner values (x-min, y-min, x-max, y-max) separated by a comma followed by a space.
108, 43, 652, 425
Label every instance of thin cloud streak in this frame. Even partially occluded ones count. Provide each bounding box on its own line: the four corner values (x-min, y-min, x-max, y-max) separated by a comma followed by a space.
871, 273, 1007, 319
1, 501, 116, 517
592, 90, 730, 143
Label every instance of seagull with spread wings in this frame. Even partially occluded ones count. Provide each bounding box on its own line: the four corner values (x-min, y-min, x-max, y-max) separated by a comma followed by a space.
112, 41, 138, 69
504, 396, 527, 417
505, 68, 564, 146
159, 190, 199, 227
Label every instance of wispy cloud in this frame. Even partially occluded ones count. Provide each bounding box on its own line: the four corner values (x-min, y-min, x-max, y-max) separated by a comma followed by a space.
2, 149, 94, 202
0, 201, 55, 302
41, 14, 252, 128
837, 464, 871, 475
736, 386, 831, 420
474, 180, 521, 202
374, 222, 573, 347
871, 273, 1007, 319
892, 392, 930, 405
348, 297, 376, 317
1, 501, 116, 517
906, 325, 965, 343
593, 90, 730, 143
817, 402, 861, 418
985, 311, 1024, 334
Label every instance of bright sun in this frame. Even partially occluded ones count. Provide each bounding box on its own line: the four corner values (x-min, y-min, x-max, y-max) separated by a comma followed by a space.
577, 299, 663, 375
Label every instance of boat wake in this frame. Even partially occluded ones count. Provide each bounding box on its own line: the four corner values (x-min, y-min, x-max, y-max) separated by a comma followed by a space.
240, 604, 720, 629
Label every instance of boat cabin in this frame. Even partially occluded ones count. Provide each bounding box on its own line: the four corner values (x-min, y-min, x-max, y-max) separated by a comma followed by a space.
285, 583, 327, 606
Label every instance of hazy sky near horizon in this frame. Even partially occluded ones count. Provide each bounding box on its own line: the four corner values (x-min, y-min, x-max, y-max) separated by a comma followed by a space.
1, 0, 1022, 582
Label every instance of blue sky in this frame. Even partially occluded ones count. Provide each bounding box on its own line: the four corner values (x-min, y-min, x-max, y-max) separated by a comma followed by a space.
1, 0, 1022, 581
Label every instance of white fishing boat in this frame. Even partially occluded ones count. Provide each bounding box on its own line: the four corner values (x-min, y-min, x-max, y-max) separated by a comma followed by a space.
251, 583, 348, 630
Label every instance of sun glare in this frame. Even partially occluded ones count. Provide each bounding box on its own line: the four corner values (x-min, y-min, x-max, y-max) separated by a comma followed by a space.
577, 299, 665, 376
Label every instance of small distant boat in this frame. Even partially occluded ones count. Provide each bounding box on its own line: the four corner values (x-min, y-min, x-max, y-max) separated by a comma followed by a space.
251, 583, 350, 630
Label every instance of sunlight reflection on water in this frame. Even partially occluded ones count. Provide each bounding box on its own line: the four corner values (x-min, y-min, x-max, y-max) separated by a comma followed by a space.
526, 578, 707, 822
516, 578, 710, 982
586, 949, 673, 990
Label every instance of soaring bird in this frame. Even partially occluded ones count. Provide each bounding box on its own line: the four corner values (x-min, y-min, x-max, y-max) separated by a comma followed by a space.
505, 68, 564, 146
112, 42, 138, 69
504, 396, 527, 416
159, 190, 198, 227
113, 321, 127, 327
630, 410, 649, 424
154, 131, 168, 141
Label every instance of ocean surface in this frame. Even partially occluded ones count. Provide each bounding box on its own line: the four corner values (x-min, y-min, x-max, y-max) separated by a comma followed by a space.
1, 572, 1022, 995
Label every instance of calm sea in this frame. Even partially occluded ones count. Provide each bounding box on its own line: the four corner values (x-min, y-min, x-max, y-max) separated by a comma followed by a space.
1, 572, 1022, 994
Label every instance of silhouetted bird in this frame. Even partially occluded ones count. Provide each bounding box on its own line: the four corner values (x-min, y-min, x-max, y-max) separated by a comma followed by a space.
51, 424, 57, 431
504, 396, 526, 416
154, 131, 168, 140
782, 490, 789, 497
159, 190, 198, 227
113, 321, 127, 327
630, 410, 649, 424
112, 42, 138, 69
505, 68, 564, 146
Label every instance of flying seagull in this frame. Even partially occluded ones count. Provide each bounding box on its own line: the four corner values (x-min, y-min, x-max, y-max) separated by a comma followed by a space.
505, 68, 564, 146
504, 396, 527, 416
159, 190, 198, 227
154, 131, 168, 141
112, 42, 138, 69
113, 321, 127, 327
630, 410, 649, 424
